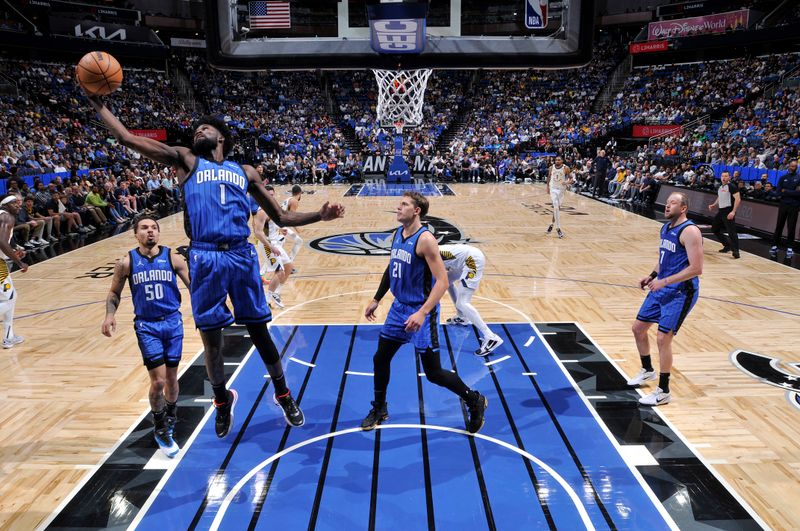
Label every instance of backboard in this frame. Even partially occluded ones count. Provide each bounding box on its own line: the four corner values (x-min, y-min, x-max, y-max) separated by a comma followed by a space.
206, 0, 595, 70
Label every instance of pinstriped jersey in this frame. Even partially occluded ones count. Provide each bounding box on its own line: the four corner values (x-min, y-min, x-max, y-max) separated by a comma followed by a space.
659, 220, 699, 291
182, 158, 250, 243
389, 226, 433, 306
128, 246, 181, 319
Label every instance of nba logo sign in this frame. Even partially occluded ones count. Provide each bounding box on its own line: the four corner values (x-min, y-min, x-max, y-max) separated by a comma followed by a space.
525, 0, 548, 29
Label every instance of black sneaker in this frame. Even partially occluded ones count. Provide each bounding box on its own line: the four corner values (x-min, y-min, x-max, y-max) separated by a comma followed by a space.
557, 229, 564, 239
466, 392, 488, 434
274, 392, 305, 427
361, 401, 389, 430
545, 224, 553, 234
166, 415, 177, 436
718, 247, 730, 253
213, 389, 238, 438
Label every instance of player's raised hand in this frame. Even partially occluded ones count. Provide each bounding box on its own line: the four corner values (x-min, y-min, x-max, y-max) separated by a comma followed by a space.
319, 201, 345, 221
364, 299, 379, 322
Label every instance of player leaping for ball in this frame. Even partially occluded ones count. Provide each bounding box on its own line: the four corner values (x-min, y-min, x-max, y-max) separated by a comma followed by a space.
83, 85, 345, 438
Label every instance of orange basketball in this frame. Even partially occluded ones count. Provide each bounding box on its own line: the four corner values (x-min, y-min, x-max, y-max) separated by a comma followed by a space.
75, 51, 122, 96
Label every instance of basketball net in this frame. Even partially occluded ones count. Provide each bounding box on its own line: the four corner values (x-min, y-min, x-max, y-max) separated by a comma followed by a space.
373, 68, 432, 133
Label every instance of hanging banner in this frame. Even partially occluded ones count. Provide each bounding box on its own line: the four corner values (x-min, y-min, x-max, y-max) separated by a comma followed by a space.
647, 9, 749, 40
632, 124, 683, 137
130, 129, 167, 141
629, 40, 669, 54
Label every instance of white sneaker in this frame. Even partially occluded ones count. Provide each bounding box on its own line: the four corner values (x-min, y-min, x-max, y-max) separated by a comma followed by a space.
788, 248, 794, 258
269, 291, 285, 309
475, 335, 504, 357
2, 335, 24, 349
626, 368, 657, 386
638, 387, 671, 406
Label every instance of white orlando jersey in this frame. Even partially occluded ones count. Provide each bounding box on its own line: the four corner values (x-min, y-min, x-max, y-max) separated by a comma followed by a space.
439, 244, 482, 284
550, 165, 568, 190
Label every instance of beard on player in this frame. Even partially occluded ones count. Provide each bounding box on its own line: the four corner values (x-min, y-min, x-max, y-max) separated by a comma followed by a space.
191, 136, 217, 157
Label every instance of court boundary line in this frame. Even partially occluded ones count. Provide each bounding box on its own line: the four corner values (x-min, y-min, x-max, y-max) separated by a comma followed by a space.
16, 272, 800, 321
572, 321, 771, 531
125, 345, 258, 531
208, 423, 595, 531
35, 343, 207, 531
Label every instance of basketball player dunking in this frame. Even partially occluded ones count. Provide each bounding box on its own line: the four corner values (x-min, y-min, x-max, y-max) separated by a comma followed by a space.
101, 217, 191, 457
546, 156, 572, 239
0, 195, 27, 349
627, 192, 703, 406
362, 192, 487, 433
85, 93, 345, 437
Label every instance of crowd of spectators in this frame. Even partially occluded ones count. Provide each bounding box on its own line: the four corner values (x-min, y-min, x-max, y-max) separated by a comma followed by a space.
609, 53, 800, 126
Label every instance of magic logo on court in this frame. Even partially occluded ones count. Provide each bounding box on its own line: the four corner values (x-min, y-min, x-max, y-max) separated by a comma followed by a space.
310, 216, 468, 256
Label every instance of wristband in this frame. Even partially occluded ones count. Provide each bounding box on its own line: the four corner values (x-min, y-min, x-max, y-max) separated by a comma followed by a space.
649, 271, 658, 280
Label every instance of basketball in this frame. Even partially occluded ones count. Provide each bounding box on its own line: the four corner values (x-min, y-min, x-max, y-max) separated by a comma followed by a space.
75, 51, 122, 96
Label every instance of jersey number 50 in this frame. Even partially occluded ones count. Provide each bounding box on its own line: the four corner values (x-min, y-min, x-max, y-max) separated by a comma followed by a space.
145, 284, 164, 301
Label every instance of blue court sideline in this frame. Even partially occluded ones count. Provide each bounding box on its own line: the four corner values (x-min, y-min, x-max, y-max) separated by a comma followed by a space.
134, 324, 672, 530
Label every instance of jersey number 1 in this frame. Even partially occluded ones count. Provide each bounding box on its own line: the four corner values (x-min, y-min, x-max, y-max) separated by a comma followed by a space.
220, 184, 226, 205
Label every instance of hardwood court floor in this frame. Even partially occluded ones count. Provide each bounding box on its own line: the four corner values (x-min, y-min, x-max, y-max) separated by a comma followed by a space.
2, 183, 798, 530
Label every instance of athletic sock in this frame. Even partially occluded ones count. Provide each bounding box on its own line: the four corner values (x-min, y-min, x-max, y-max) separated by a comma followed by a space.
269, 367, 289, 396
373, 390, 386, 406
641, 355, 654, 371
212, 383, 228, 404
658, 372, 670, 393
153, 408, 167, 430
165, 400, 177, 418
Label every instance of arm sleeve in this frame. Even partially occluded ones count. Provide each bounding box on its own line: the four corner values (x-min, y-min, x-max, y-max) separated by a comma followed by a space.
373, 265, 391, 302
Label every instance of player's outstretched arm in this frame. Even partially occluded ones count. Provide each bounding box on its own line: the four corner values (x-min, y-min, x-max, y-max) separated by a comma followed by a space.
245, 165, 345, 226
84, 92, 190, 169
102, 257, 130, 337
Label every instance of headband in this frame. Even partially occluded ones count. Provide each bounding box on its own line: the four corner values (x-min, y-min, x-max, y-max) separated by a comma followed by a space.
0, 196, 19, 206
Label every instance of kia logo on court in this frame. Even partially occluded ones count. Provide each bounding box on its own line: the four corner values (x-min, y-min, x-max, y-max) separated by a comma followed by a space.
309, 216, 468, 256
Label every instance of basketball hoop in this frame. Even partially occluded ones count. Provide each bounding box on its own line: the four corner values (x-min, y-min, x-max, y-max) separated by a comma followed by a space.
373, 68, 432, 133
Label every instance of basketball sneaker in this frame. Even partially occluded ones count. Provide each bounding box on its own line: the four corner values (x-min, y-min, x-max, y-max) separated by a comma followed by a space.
2, 335, 24, 349
638, 387, 671, 406
770, 246, 778, 257
269, 292, 285, 309
557, 229, 564, 239
475, 335, 504, 357
546, 224, 553, 234
154, 427, 180, 458
446, 315, 470, 326
361, 401, 389, 430
213, 389, 237, 438
466, 391, 488, 434
274, 392, 305, 427
626, 368, 657, 386
788, 248, 794, 258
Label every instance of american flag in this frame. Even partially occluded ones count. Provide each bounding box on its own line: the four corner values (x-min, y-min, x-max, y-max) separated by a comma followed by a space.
249, 1, 291, 29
